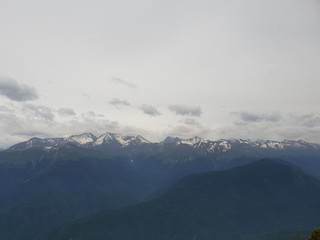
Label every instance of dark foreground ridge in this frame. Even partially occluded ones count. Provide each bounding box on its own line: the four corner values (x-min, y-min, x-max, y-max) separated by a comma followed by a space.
47, 159, 320, 240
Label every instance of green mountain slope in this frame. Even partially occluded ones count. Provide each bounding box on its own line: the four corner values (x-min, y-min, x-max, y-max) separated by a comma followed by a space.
0, 146, 152, 240
47, 159, 320, 240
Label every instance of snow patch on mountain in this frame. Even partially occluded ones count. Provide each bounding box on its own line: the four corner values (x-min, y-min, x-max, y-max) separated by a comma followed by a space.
93, 133, 150, 147
67, 133, 97, 145
180, 136, 203, 146
218, 141, 232, 152
163, 136, 203, 146
93, 134, 105, 146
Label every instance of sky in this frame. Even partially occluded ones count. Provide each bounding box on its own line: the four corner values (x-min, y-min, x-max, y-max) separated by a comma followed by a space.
0, 0, 320, 148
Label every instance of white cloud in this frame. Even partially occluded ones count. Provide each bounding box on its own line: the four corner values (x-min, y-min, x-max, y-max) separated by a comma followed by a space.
58, 108, 76, 117
22, 104, 55, 121
289, 112, 320, 128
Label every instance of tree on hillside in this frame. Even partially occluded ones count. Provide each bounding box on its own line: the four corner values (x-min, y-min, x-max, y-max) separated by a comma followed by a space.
309, 228, 320, 240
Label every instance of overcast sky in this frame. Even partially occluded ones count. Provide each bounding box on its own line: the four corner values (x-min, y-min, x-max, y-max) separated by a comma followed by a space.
0, 0, 320, 147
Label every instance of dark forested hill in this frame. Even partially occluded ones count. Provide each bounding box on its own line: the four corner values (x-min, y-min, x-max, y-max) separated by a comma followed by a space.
0, 146, 152, 240
47, 159, 320, 240
2, 133, 320, 240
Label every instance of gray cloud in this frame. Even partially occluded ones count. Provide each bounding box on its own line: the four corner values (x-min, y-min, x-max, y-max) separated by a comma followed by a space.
110, 77, 136, 88
140, 104, 161, 116
0, 0, 320, 145
0, 110, 119, 140
58, 108, 76, 117
289, 113, 320, 128
218, 120, 320, 144
236, 111, 282, 123
213, 111, 320, 143
0, 112, 47, 138
0, 105, 14, 113
168, 105, 202, 117
109, 98, 131, 108
0, 104, 121, 147
82, 111, 105, 118
0, 76, 38, 101
184, 118, 201, 126
23, 104, 55, 121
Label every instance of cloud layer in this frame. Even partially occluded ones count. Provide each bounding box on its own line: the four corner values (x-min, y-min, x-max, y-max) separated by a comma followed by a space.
0, 104, 119, 147
0, 0, 320, 146
23, 104, 55, 121
110, 77, 136, 88
168, 105, 202, 117
109, 98, 131, 108
289, 113, 320, 128
58, 108, 76, 117
0, 76, 38, 101
1, 101, 320, 148
236, 111, 282, 123
140, 104, 161, 116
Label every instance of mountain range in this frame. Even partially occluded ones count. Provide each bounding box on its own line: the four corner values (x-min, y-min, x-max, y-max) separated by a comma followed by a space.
1, 133, 320, 239
7, 132, 320, 153
6, 132, 320, 178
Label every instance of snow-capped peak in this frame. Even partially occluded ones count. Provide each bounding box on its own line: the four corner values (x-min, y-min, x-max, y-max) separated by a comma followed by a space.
8, 137, 65, 150
6, 132, 320, 153
135, 135, 151, 144
180, 136, 203, 146
162, 136, 182, 145
162, 136, 203, 146
67, 133, 97, 145
93, 133, 150, 146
